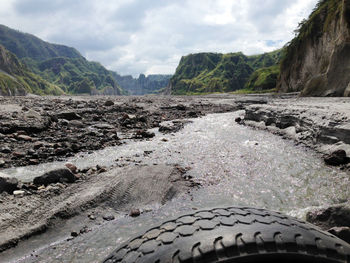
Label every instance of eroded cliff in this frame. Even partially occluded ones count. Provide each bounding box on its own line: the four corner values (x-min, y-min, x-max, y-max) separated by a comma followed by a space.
278, 0, 350, 96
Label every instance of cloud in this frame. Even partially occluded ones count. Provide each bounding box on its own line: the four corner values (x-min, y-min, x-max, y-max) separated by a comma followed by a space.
0, 0, 318, 76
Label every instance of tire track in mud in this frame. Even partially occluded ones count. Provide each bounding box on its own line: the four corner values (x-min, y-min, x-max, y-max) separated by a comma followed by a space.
0, 164, 197, 252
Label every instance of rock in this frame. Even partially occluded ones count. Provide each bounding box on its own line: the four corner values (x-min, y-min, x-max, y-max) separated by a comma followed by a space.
328, 227, 350, 243
0, 174, 19, 194
88, 214, 96, 220
69, 120, 84, 128
13, 190, 25, 197
65, 163, 78, 174
79, 226, 91, 234
1, 146, 11, 153
12, 151, 25, 158
104, 100, 114, 106
176, 104, 186, 110
33, 141, 44, 149
102, 214, 115, 221
56, 111, 81, 121
306, 204, 350, 230
324, 149, 350, 166
0, 159, 5, 167
129, 209, 141, 217
71, 231, 79, 237
135, 130, 155, 139
29, 159, 40, 165
93, 124, 115, 130
235, 117, 242, 123
17, 134, 33, 141
25, 109, 41, 119
33, 168, 77, 186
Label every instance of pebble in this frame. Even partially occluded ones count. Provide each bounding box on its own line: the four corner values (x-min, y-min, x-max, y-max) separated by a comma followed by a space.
71, 231, 79, 237
17, 135, 33, 141
65, 163, 78, 174
102, 214, 115, 221
129, 209, 141, 217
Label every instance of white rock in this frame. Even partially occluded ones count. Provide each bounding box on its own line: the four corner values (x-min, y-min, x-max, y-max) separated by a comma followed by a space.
13, 190, 25, 197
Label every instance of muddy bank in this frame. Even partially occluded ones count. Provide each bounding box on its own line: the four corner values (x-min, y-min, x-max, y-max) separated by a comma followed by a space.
0, 163, 198, 252
243, 97, 350, 165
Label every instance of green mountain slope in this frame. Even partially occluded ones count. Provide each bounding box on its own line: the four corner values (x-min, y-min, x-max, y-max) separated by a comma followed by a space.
0, 24, 124, 95
0, 24, 82, 61
0, 45, 63, 96
169, 49, 282, 95
24, 57, 124, 95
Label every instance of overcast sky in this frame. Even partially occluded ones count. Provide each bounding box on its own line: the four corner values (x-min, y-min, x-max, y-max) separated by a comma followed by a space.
0, 0, 318, 77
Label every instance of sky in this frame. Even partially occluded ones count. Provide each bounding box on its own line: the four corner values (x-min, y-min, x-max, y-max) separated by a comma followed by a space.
0, 0, 318, 77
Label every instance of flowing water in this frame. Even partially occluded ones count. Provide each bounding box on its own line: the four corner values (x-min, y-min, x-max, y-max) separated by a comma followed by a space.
2, 111, 349, 263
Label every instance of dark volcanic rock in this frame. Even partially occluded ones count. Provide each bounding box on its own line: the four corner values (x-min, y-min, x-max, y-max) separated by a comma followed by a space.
324, 149, 350, 166
56, 111, 81, 120
306, 204, 350, 230
33, 168, 77, 186
235, 117, 242, 123
135, 130, 155, 139
328, 227, 350, 244
104, 100, 114, 106
0, 175, 18, 194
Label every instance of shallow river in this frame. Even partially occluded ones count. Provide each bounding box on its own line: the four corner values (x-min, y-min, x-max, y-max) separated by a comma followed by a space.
2, 111, 349, 262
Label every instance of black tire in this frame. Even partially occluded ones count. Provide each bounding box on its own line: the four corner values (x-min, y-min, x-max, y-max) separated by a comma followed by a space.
103, 206, 350, 263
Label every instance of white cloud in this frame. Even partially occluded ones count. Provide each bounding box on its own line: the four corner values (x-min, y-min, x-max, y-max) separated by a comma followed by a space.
0, 0, 319, 76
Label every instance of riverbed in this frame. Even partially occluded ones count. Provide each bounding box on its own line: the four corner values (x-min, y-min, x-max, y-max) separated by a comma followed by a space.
1, 110, 349, 263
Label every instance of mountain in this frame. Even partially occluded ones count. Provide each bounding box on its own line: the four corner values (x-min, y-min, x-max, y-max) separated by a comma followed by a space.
112, 73, 172, 95
278, 0, 350, 96
0, 44, 63, 96
0, 24, 124, 95
0, 24, 82, 61
24, 57, 124, 95
168, 49, 282, 95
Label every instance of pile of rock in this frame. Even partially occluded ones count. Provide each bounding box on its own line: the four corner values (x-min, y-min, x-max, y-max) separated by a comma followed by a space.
307, 203, 350, 243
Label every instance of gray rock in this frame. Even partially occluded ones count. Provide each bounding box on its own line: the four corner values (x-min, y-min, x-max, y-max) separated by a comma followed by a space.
33, 168, 77, 186
0, 174, 19, 194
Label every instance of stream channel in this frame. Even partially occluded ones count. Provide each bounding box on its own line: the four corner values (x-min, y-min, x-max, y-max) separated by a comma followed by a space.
1, 111, 349, 262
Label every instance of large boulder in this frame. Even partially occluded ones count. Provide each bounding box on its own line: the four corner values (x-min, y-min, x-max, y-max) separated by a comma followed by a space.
0, 173, 18, 194
324, 149, 350, 166
33, 168, 76, 186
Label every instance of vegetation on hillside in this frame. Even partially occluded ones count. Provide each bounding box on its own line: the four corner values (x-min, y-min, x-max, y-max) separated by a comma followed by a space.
244, 65, 279, 91
0, 45, 63, 95
24, 57, 124, 95
0, 24, 124, 95
170, 49, 282, 95
0, 24, 82, 61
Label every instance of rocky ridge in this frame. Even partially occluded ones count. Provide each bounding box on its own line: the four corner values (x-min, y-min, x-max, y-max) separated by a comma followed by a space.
278, 0, 350, 96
